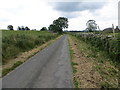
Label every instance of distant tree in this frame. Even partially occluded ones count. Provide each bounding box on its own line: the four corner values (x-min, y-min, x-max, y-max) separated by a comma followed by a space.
25, 26, 30, 30
48, 17, 68, 33
21, 26, 25, 30
115, 26, 120, 32
17, 26, 21, 30
40, 27, 47, 31
86, 20, 97, 32
115, 26, 119, 30
7, 25, 14, 30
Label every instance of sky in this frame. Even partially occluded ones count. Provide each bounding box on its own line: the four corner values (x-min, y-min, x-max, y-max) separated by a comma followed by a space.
0, 0, 119, 31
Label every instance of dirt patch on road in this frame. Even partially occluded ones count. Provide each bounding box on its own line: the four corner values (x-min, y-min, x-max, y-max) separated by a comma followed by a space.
68, 35, 102, 88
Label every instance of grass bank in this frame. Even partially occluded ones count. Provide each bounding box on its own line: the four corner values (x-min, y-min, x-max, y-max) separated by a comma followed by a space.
68, 36, 78, 88
68, 34, 119, 88
2, 30, 59, 64
2, 31, 62, 77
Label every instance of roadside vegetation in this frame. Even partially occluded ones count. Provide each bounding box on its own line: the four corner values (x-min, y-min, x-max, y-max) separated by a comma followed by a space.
2, 61, 23, 77
73, 32, 120, 68
68, 38, 78, 88
2, 30, 59, 64
2, 17, 69, 77
68, 32, 119, 88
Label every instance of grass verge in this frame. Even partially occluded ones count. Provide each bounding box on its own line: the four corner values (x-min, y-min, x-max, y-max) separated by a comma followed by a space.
2, 30, 59, 64
70, 34, 119, 88
2, 61, 23, 77
68, 35, 79, 88
2, 34, 63, 77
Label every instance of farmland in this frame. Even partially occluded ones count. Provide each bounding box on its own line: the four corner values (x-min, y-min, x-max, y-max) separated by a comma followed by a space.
2, 30, 59, 65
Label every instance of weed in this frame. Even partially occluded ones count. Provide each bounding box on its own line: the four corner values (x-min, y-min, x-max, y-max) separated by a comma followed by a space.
2, 68, 11, 77
73, 77, 79, 88
12, 61, 23, 69
2, 61, 23, 77
71, 62, 78, 66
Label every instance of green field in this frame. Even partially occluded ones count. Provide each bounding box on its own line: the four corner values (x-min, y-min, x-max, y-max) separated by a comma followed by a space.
2, 30, 59, 64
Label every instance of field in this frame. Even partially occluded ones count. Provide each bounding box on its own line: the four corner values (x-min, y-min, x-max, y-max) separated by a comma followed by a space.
2, 30, 59, 64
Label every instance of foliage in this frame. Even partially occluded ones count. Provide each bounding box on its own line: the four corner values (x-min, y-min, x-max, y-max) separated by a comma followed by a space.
48, 17, 68, 33
25, 26, 30, 30
72, 33, 120, 64
73, 77, 79, 88
17, 26, 21, 30
40, 27, 47, 31
48, 24, 58, 32
17, 26, 30, 30
69, 34, 119, 88
2, 30, 59, 64
7, 25, 14, 30
86, 20, 97, 32
2, 61, 23, 77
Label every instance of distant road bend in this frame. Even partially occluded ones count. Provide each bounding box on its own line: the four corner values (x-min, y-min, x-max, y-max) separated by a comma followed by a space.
2, 35, 73, 88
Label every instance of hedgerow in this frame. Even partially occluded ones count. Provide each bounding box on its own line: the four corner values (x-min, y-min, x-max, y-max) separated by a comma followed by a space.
72, 33, 120, 63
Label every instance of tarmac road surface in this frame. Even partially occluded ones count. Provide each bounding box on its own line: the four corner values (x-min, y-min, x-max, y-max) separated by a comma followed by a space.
2, 35, 73, 88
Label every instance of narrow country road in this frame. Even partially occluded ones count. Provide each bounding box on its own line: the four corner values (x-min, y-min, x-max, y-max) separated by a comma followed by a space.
2, 35, 73, 88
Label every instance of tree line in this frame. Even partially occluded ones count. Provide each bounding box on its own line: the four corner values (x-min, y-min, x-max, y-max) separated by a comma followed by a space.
7, 25, 32, 31
7, 17, 69, 34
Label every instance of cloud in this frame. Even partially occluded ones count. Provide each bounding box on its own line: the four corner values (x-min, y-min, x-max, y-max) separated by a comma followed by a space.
0, 0, 60, 29
0, 0, 118, 30
52, 2, 106, 18
54, 2, 105, 12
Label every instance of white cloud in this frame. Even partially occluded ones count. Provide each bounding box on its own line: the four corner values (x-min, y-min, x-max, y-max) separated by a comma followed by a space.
67, 0, 119, 30
0, 0, 60, 30
0, 0, 119, 30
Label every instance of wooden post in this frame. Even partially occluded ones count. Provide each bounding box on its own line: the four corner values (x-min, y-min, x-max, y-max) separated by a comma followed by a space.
112, 24, 115, 38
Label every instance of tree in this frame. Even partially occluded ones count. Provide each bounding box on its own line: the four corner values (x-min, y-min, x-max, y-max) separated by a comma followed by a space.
17, 26, 21, 30
115, 26, 119, 30
48, 24, 58, 32
48, 17, 68, 33
7, 25, 14, 30
40, 27, 47, 31
86, 20, 97, 32
25, 26, 30, 30
21, 26, 25, 30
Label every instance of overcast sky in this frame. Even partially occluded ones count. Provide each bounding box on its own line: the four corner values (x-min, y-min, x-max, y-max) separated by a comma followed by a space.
0, 0, 119, 30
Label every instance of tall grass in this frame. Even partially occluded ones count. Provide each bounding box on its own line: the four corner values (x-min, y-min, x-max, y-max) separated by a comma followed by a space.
2, 30, 59, 64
